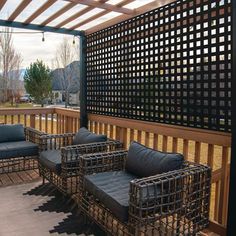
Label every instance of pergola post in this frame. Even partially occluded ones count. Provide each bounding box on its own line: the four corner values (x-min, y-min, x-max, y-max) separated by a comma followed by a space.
79, 32, 88, 128
227, 1, 236, 236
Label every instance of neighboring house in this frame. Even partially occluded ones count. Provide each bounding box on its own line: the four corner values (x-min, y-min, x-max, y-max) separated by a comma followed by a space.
51, 61, 80, 106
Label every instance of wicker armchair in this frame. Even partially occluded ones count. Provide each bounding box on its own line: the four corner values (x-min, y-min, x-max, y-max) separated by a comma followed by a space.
78, 150, 211, 236
0, 125, 45, 174
38, 132, 123, 195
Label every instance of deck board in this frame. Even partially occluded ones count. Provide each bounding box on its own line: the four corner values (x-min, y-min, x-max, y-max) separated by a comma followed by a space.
0, 169, 40, 187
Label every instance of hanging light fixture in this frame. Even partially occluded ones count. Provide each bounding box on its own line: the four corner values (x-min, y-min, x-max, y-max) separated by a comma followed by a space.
42, 32, 45, 42
73, 35, 75, 45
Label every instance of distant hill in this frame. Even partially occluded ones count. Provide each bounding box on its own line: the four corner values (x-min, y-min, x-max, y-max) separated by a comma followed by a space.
0, 69, 26, 81
19, 69, 26, 81
51, 61, 80, 94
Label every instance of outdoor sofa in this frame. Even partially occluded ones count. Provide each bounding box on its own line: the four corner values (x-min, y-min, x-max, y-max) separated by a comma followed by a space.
0, 124, 45, 174
38, 127, 123, 195
78, 141, 211, 236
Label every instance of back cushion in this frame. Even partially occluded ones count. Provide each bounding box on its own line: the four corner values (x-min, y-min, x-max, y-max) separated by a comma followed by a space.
73, 127, 107, 145
0, 124, 25, 143
126, 141, 184, 177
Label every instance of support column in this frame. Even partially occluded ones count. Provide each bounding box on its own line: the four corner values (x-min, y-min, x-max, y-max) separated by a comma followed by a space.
79, 32, 88, 128
227, 2, 236, 236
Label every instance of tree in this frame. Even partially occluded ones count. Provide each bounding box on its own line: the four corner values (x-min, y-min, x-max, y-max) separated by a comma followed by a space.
0, 27, 23, 103
53, 37, 79, 107
24, 60, 52, 107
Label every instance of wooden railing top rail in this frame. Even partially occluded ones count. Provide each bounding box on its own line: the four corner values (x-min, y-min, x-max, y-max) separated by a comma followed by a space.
54, 108, 80, 118
0, 108, 55, 115
0, 107, 81, 116
88, 114, 231, 147
0, 108, 231, 147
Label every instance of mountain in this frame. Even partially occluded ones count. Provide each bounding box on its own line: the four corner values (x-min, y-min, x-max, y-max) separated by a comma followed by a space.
51, 61, 80, 94
0, 69, 26, 81
19, 69, 26, 81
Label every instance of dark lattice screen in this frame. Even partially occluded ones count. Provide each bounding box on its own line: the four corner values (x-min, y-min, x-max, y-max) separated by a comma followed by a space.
86, 0, 232, 132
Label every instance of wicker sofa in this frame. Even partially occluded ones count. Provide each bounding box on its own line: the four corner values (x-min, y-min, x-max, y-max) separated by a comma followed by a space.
78, 141, 211, 236
0, 124, 45, 174
38, 127, 123, 195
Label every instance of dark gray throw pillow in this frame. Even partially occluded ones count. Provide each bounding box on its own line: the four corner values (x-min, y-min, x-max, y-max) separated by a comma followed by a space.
126, 141, 184, 177
73, 127, 107, 145
0, 124, 25, 143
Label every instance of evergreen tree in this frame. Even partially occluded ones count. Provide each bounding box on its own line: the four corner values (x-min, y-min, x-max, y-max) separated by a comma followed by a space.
24, 60, 52, 107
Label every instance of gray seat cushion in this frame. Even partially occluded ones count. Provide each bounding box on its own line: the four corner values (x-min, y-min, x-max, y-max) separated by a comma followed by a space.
0, 141, 38, 159
39, 150, 62, 174
0, 124, 25, 143
126, 141, 184, 177
84, 171, 138, 222
73, 127, 107, 145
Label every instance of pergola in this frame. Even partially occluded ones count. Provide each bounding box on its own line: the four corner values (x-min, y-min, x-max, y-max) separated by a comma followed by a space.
0, 0, 235, 235
0, 0, 175, 35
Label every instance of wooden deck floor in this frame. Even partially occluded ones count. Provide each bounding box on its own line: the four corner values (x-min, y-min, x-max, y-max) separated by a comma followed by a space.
0, 171, 219, 236
0, 169, 40, 186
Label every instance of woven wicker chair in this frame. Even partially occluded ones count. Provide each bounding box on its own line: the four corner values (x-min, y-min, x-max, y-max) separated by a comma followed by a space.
38, 132, 123, 195
0, 126, 45, 174
78, 150, 211, 236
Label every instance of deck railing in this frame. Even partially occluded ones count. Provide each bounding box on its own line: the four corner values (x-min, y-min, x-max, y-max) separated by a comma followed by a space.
0, 107, 80, 134
0, 107, 231, 235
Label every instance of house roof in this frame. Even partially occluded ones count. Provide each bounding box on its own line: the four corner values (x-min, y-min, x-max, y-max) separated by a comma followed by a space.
0, 0, 175, 35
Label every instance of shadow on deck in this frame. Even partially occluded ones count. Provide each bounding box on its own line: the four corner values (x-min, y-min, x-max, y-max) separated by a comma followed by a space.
0, 171, 105, 236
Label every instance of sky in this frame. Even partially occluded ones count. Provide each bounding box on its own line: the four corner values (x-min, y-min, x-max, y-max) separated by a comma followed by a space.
9, 30, 78, 69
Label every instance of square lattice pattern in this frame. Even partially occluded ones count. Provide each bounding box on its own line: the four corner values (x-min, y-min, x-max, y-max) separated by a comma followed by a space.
86, 0, 232, 132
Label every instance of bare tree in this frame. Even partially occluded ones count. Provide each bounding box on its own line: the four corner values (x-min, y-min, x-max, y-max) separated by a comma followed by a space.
0, 27, 23, 104
53, 37, 79, 107
8, 53, 23, 105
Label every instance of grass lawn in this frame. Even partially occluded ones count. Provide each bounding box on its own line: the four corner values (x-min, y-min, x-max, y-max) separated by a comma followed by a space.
0, 102, 34, 109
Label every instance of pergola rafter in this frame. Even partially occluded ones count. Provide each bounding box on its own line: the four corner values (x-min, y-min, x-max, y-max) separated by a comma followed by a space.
0, 0, 167, 35
69, 0, 135, 30
0, 0, 7, 11
41, 2, 77, 26
64, 0, 135, 15
24, 0, 57, 24
86, 0, 176, 34
8, 0, 32, 22
54, 0, 109, 29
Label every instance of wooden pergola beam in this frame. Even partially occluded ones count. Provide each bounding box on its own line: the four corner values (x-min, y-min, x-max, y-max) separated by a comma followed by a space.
0, 19, 83, 36
8, 0, 32, 22
65, 0, 135, 15
69, 0, 135, 30
41, 2, 77, 26
85, 0, 175, 35
24, 0, 57, 24
55, 0, 108, 29
0, 0, 7, 11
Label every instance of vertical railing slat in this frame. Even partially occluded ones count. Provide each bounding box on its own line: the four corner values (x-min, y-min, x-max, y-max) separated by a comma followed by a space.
153, 133, 158, 150
172, 137, 178, 152
194, 141, 201, 163
218, 147, 229, 225
183, 139, 189, 159
162, 135, 167, 151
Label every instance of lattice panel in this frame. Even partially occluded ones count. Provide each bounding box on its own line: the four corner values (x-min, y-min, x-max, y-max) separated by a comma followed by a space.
86, 0, 232, 132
